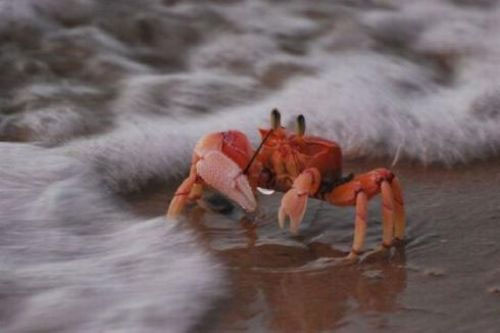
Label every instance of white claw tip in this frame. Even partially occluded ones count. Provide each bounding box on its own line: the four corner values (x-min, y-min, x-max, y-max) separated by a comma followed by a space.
290, 219, 300, 235
278, 208, 286, 229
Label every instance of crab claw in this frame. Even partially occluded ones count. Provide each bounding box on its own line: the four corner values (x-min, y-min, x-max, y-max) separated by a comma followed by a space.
196, 150, 257, 212
278, 168, 321, 234
278, 188, 308, 234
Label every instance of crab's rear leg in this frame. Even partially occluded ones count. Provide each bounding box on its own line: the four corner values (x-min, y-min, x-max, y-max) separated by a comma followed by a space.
391, 177, 406, 242
278, 168, 321, 234
327, 168, 405, 258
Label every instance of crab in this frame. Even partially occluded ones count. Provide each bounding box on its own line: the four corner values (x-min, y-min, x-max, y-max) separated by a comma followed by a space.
167, 109, 405, 259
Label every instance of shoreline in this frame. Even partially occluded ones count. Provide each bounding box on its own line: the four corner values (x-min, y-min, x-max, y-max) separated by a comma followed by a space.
126, 159, 500, 332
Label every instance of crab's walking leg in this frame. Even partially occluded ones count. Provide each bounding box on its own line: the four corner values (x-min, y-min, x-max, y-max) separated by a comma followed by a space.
278, 168, 321, 234
380, 180, 395, 249
351, 192, 367, 258
327, 168, 405, 258
326, 180, 369, 258
167, 165, 203, 218
391, 177, 406, 242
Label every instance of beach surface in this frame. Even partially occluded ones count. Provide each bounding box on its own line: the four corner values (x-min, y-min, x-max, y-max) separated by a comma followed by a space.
127, 160, 500, 332
1, 0, 500, 332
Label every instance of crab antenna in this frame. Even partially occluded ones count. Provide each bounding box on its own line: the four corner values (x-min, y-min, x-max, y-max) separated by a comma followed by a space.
296, 114, 305, 136
271, 108, 281, 129
243, 109, 277, 175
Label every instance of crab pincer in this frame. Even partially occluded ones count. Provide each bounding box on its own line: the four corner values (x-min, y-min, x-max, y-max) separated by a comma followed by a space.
278, 168, 321, 234
167, 131, 257, 218
196, 149, 257, 213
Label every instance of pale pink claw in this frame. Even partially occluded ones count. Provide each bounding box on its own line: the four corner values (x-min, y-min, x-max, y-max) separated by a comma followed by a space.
278, 168, 320, 234
196, 150, 256, 212
278, 188, 308, 234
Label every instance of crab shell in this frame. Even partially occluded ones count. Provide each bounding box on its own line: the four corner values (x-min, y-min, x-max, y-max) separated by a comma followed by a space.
252, 127, 342, 193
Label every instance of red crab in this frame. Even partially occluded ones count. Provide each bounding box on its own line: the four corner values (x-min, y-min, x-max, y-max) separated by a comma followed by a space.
167, 109, 405, 259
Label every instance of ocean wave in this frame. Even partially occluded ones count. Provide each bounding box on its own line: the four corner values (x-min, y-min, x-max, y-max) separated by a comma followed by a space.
0, 144, 225, 332
2, 0, 500, 331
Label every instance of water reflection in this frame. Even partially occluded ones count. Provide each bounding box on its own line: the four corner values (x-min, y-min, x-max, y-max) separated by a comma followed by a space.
188, 210, 407, 332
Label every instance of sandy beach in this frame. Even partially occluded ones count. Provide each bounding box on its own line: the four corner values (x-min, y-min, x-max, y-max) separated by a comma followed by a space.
1, 0, 500, 332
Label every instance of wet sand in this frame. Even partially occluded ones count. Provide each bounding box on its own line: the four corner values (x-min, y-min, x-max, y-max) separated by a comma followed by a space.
126, 160, 500, 332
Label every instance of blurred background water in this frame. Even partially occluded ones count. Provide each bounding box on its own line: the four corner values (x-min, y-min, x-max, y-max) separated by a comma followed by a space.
1, 0, 500, 332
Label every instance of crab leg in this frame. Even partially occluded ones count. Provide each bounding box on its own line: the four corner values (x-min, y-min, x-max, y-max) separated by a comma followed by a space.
391, 177, 406, 241
167, 165, 202, 218
278, 168, 321, 234
351, 192, 367, 257
380, 180, 395, 248
327, 168, 404, 257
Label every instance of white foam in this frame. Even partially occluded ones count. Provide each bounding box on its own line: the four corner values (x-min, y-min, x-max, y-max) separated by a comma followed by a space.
0, 143, 225, 332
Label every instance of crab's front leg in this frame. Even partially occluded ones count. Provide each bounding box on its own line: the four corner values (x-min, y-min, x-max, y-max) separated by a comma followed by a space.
167, 164, 203, 218
278, 168, 321, 234
326, 168, 405, 259
167, 131, 257, 219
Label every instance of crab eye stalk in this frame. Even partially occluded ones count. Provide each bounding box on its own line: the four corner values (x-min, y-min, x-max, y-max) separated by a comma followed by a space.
296, 114, 305, 136
271, 108, 281, 129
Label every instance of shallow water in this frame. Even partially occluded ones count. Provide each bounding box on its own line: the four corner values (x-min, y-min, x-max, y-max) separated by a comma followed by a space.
1, 0, 500, 332
128, 160, 500, 332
